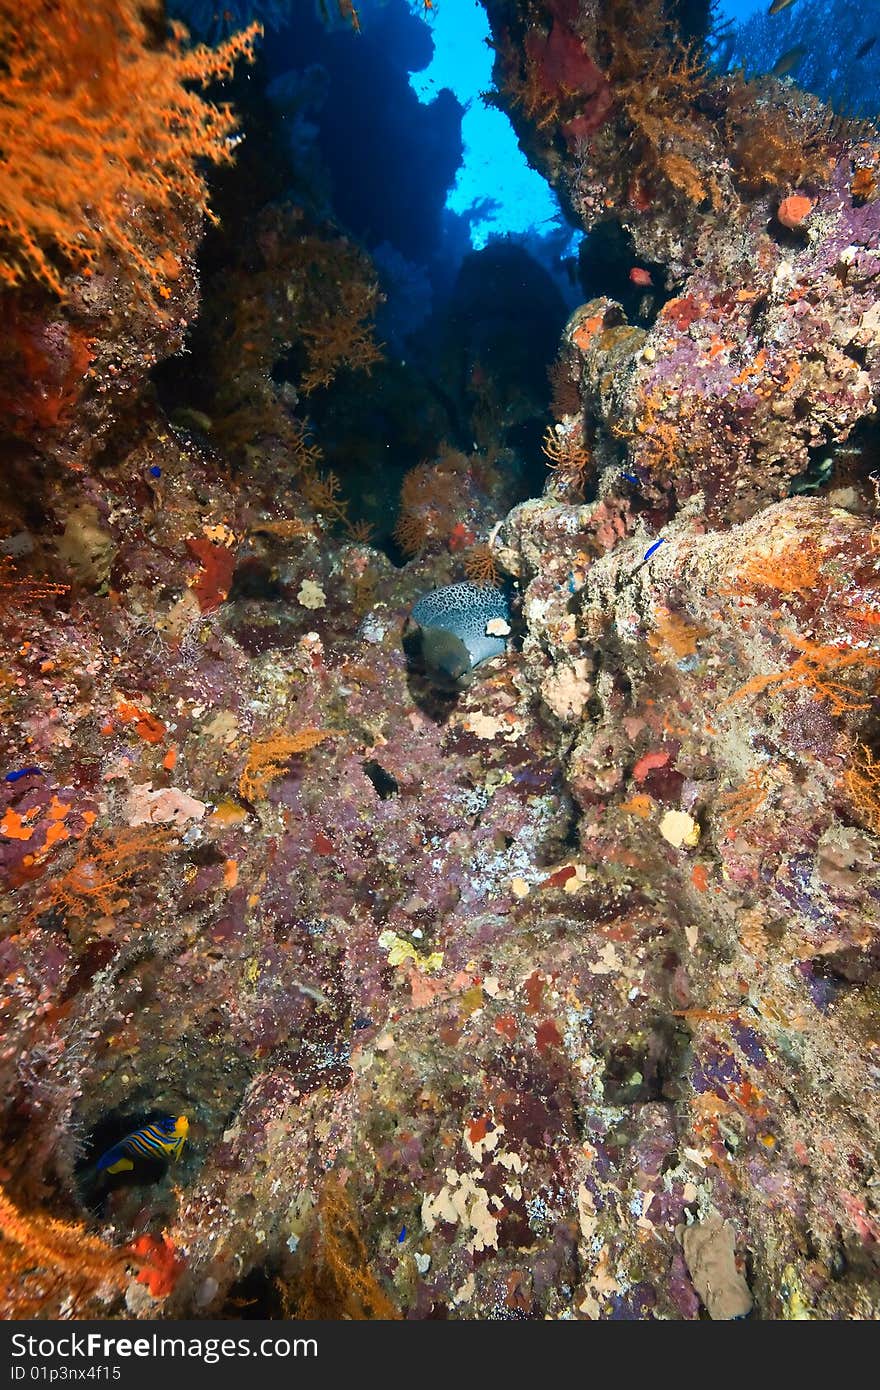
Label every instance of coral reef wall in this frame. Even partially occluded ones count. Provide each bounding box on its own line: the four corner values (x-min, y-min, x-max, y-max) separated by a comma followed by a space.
1, 0, 879, 1323
478, 0, 880, 1317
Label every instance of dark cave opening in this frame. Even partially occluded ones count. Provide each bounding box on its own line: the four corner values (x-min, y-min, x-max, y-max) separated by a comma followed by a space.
153, 0, 589, 562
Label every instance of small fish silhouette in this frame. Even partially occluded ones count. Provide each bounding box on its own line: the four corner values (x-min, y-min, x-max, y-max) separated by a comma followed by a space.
771, 45, 808, 77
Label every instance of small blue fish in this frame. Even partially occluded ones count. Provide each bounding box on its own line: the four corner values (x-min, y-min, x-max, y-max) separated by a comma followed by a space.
5, 768, 42, 783
96, 1115, 188, 1174
622, 472, 640, 485
398, 1226, 406, 1243
644, 538, 666, 561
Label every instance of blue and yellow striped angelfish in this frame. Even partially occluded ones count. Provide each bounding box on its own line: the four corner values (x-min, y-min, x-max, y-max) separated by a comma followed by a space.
96, 1115, 188, 1174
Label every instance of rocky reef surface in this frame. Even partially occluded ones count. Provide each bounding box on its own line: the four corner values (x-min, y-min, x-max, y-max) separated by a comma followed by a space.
1, 0, 879, 1321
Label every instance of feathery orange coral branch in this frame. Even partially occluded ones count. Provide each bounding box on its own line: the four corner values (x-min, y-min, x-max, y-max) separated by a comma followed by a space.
542, 424, 591, 492
239, 729, 340, 802
842, 744, 880, 834
21, 824, 178, 932
719, 767, 770, 835
0, 555, 70, 605
286, 1179, 399, 1319
732, 540, 821, 595
721, 630, 880, 715
0, 0, 259, 301
0, 1185, 130, 1317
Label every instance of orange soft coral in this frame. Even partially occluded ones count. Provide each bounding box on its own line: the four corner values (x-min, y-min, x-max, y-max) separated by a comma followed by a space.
0, 0, 259, 302
0, 1184, 130, 1317
239, 729, 340, 802
722, 629, 880, 716
394, 447, 471, 555
842, 744, 880, 834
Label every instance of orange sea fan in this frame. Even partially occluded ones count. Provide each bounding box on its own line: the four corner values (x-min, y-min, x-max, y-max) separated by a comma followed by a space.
0, 1184, 130, 1316
20, 823, 178, 934
464, 543, 501, 589
719, 767, 770, 835
0, 0, 259, 301
721, 629, 880, 716
542, 424, 592, 493
299, 275, 383, 394
286, 1179, 399, 1320
239, 729, 340, 802
842, 743, 880, 834
0, 554, 69, 606
394, 449, 469, 555
393, 508, 429, 556
732, 539, 821, 596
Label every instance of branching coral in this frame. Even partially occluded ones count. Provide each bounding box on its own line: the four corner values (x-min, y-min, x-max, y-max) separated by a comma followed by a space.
394, 446, 473, 555
0, 1186, 180, 1315
0, 555, 69, 606
299, 469, 359, 537
731, 538, 822, 595
284, 1179, 399, 1320
239, 729, 339, 802
597, 0, 724, 210
0, 1184, 129, 1316
622, 387, 683, 479
722, 74, 851, 195
842, 743, 880, 833
719, 767, 771, 834
208, 210, 382, 413
195, 206, 382, 532
722, 629, 880, 715
542, 423, 592, 494
20, 825, 179, 937
300, 276, 383, 395
464, 543, 502, 588
0, 0, 259, 303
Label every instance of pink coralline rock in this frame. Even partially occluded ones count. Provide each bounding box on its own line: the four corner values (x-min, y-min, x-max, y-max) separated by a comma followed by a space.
125, 784, 207, 827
